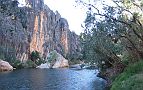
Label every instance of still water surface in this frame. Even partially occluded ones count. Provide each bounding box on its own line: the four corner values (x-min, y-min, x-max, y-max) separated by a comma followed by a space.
0, 68, 106, 90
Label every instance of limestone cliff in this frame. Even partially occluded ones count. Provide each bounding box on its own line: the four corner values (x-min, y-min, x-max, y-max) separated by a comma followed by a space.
0, 0, 81, 61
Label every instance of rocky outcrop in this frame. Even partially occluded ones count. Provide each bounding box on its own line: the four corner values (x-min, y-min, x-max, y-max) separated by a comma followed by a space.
51, 51, 69, 68
37, 50, 69, 68
0, 0, 81, 62
0, 60, 13, 71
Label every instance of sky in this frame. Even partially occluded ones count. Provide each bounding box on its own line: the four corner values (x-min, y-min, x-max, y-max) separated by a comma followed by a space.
18, 0, 86, 35
43, 0, 115, 35
44, 0, 87, 35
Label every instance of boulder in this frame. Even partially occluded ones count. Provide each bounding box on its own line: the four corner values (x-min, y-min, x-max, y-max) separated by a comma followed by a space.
37, 51, 69, 69
0, 60, 13, 72
48, 50, 69, 68
36, 63, 50, 69
52, 53, 69, 68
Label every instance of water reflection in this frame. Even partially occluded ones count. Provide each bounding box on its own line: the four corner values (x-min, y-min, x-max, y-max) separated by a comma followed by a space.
0, 68, 106, 90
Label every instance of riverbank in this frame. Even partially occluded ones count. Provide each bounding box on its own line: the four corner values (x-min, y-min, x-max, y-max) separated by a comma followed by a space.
111, 60, 143, 90
99, 60, 143, 90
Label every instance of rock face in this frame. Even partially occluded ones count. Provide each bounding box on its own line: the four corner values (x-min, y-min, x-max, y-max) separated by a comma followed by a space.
0, 60, 13, 71
0, 0, 81, 61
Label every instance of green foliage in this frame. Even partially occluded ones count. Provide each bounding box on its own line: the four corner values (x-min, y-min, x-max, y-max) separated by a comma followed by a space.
47, 50, 58, 63
111, 60, 143, 90
35, 59, 46, 66
80, 14, 124, 66
30, 51, 41, 61
120, 74, 143, 90
121, 52, 133, 66
66, 51, 83, 65
24, 60, 37, 68
11, 60, 24, 69
78, 0, 143, 69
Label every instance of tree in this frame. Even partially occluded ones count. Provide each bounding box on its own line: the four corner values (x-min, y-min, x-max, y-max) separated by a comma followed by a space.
77, 0, 143, 73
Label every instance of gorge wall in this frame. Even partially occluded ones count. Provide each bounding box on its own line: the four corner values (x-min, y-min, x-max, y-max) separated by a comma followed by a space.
0, 0, 81, 61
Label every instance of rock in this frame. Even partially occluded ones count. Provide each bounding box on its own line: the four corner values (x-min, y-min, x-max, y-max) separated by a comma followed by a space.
0, 0, 81, 62
37, 50, 69, 69
0, 60, 13, 72
69, 64, 82, 69
48, 50, 69, 68
52, 53, 69, 68
36, 63, 50, 69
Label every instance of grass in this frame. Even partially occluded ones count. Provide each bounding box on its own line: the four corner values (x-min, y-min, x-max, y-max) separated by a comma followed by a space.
111, 60, 143, 90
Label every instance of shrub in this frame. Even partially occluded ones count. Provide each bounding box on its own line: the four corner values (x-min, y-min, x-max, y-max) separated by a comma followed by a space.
47, 50, 58, 63
24, 60, 37, 68
11, 60, 24, 69
66, 53, 82, 65
121, 53, 133, 66
35, 59, 46, 66
30, 51, 41, 61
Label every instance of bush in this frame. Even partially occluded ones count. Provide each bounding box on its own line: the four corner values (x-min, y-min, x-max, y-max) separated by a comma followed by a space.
111, 60, 143, 90
24, 60, 37, 68
47, 50, 58, 63
66, 53, 82, 65
121, 53, 133, 66
30, 51, 41, 61
11, 60, 24, 69
35, 59, 46, 66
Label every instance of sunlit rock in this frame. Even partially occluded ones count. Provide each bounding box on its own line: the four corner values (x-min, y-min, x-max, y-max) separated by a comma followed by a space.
36, 63, 50, 69
0, 60, 13, 72
52, 52, 69, 68
47, 50, 69, 68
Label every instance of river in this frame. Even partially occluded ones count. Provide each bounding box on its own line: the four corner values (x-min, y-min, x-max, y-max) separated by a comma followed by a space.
0, 68, 106, 90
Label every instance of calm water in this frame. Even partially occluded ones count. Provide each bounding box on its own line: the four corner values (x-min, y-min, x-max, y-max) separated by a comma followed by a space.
0, 68, 106, 90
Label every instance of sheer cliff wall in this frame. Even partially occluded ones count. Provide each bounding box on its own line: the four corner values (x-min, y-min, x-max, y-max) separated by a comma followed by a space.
0, 0, 81, 61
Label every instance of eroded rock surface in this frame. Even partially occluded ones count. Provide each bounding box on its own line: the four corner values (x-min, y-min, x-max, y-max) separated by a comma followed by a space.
0, 0, 81, 62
